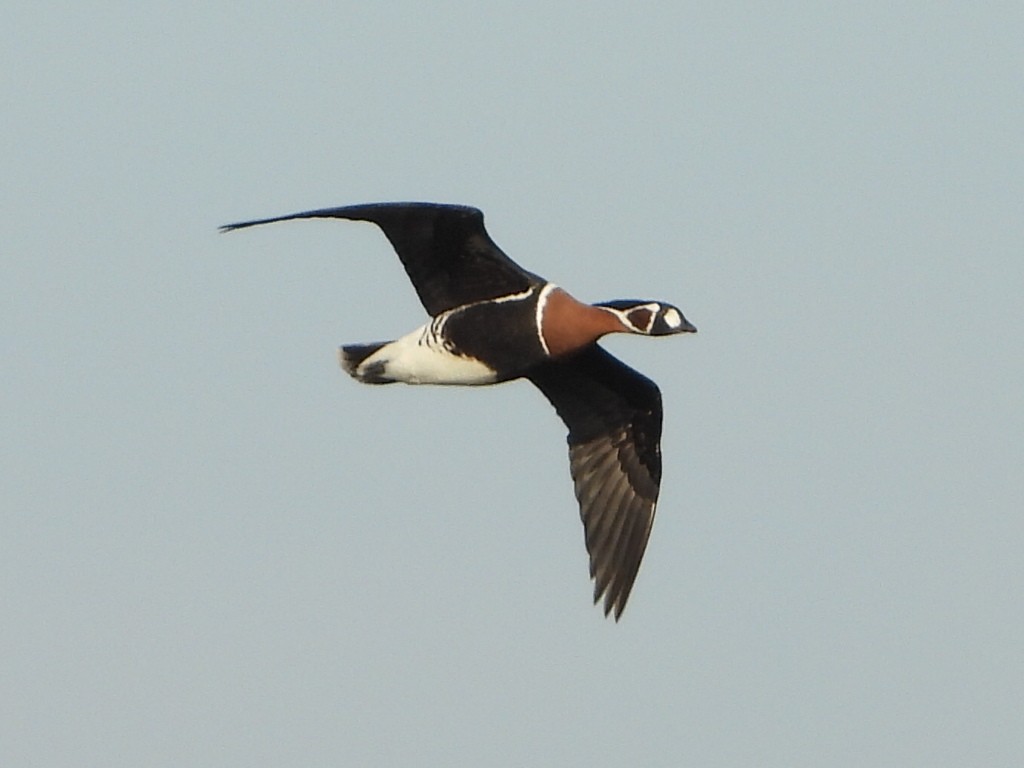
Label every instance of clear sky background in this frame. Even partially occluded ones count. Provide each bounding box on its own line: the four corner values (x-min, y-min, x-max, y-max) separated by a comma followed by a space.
4, 2, 1022, 766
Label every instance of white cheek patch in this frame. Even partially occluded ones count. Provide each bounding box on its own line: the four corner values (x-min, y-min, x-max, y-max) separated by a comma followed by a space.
662, 307, 682, 329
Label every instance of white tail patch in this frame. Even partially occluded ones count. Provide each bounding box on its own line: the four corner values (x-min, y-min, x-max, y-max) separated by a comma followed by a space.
345, 325, 497, 385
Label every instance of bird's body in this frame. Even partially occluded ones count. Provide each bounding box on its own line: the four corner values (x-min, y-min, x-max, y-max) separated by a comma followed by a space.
345, 282, 550, 386
222, 202, 696, 619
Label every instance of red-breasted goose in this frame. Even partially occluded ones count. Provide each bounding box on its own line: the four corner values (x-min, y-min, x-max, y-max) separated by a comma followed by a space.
222, 202, 696, 619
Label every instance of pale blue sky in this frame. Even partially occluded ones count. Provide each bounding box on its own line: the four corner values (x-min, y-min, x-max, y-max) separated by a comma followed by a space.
4, 2, 1022, 765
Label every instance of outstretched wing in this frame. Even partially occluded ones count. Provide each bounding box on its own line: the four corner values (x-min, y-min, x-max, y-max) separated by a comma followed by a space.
221, 202, 543, 316
528, 345, 664, 620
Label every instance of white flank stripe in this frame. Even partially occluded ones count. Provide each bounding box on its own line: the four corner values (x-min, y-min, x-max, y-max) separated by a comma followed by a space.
489, 286, 537, 304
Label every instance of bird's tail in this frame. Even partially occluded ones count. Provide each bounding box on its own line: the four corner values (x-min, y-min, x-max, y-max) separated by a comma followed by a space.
338, 342, 395, 384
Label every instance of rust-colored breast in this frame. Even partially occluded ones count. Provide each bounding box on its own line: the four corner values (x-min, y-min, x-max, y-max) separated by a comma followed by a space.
541, 288, 628, 358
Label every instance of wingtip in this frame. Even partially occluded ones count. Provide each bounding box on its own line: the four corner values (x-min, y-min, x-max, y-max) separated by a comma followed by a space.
594, 581, 628, 621
608, 595, 626, 622
218, 213, 296, 233
219, 219, 263, 233
600, 598, 626, 622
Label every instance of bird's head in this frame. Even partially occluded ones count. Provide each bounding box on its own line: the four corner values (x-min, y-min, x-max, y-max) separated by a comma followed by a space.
595, 300, 697, 337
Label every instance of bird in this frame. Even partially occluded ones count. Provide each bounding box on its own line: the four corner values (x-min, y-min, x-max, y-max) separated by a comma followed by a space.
221, 202, 696, 619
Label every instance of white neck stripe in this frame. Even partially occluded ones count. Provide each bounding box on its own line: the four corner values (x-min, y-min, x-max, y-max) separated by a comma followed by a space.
534, 283, 557, 356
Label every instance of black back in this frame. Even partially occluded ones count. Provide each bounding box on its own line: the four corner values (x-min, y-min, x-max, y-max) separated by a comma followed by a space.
221, 202, 543, 316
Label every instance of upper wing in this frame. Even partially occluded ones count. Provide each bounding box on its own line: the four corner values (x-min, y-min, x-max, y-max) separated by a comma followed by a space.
527, 345, 664, 620
221, 202, 543, 316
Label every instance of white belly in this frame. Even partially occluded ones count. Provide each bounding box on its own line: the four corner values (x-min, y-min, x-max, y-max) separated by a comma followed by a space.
354, 325, 498, 385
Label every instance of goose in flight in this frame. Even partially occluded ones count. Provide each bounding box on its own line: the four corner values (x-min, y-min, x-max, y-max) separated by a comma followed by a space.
222, 202, 696, 619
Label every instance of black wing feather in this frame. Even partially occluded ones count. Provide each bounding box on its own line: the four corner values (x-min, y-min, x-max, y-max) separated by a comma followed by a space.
528, 345, 663, 620
221, 202, 542, 316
